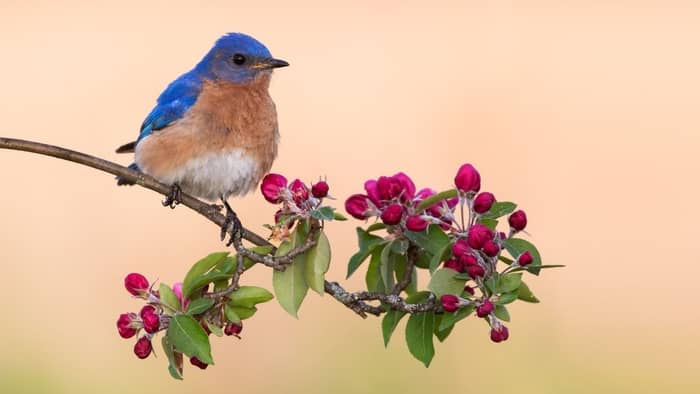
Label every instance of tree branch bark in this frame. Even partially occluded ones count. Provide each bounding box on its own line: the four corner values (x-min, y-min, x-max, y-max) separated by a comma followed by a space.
0, 137, 439, 318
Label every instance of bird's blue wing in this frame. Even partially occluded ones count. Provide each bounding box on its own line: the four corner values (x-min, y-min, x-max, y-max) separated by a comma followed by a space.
136, 71, 204, 143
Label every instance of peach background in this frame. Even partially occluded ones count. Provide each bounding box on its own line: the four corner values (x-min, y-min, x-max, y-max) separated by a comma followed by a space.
1, 1, 699, 393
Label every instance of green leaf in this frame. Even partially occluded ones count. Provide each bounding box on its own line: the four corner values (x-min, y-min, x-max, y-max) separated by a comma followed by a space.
310, 206, 336, 221
229, 286, 274, 308
365, 247, 385, 292
380, 242, 396, 292
405, 312, 436, 367
415, 189, 458, 212
273, 235, 309, 318
428, 268, 467, 297
366, 222, 386, 232
498, 255, 514, 265
479, 217, 498, 230
347, 228, 386, 278
227, 304, 257, 320
161, 335, 182, 380
161, 336, 183, 380
498, 273, 522, 293
206, 321, 224, 337
186, 298, 215, 315
415, 252, 431, 269
382, 309, 406, 347
438, 305, 475, 331
503, 238, 543, 275
494, 304, 510, 322
404, 224, 451, 256
509, 264, 566, 273
166, 314, 213, 365
405, 291, 431, 304
224, 305, 241, 323
333, 211, 348, 221
182, 252, 230, 299
485, 274, 500, 295
160, 283, 181, 313
481, 201, 517, 219
391, 239, 409, 255
517, 281, 540, 303
435, 325, 454, 343
428, 242, 450, 273
495, 292, 518, 305
305, 231, 331, 295
434, 314, 455, 342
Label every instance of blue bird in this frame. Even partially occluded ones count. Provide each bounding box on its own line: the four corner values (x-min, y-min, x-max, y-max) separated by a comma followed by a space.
116, 33, 288, 229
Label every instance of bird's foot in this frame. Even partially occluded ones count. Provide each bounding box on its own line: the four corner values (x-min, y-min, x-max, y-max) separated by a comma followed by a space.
220, 199, 243, 247
162, 183, 182, 209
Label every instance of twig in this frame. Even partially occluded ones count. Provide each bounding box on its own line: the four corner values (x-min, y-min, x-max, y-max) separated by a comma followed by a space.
0, 137, 440, 318
392, 244, 417, 295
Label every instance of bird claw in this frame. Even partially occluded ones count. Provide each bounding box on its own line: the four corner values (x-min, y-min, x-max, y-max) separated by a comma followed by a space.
162, 184, 182, 209
220, 199, 243, 247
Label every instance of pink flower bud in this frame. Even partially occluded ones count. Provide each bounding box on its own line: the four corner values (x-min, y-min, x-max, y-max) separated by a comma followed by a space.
490, 325, 509, 343
289, 179, 309, 204
405, 215, 429, 232
140, 307, 160, 334
508, 210, 527, 231
345, 194, 372, 220
451, 239, 469, 257
260, 173, 288, 204
124, 273, 149, 296
364, 180, 382, 207
377, 176, 404, 201
392, 172, 416, 202
476, 300, 494, 318
464, 286, 475, 295
172, 282, 189, 309
466, 264, 485, 279
443, 258, 464, 273
482, 240, 500, 257
459, 253, 478, 266
274, 209, 283, 224
467, 224, 494, 250
311, 181, 329, 198
139, 305, 155, 318
518, 251, 533, 266
133, 336, 152, 359
454, 163, 481, 194
116, 313, 137, 339
440, 294, 460, 313
224, 322, 243, 336
473, 192, 496, 214
380, 204, 403, 225
190, 356, 208, 370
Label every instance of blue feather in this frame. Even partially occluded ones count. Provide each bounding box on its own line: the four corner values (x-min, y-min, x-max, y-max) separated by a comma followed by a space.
136, 71, 203, 143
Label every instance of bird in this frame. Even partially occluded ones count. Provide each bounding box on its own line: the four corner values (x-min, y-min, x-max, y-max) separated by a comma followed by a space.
116, 32, 288, 236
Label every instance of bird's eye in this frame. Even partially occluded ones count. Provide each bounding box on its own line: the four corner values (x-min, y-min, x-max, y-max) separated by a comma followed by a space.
232, 53, 246, 65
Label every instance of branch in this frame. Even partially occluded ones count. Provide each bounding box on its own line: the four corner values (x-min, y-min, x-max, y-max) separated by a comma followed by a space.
0, 137, 439, 318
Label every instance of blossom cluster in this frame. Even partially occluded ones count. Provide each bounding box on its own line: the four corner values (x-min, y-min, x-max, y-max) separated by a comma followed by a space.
260, 174, 334, 237
116, 273, 241, 369
344, 163, 534, 343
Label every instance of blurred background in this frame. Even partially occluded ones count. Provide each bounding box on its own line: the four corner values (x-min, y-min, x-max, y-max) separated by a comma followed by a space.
1, 1, 699, 393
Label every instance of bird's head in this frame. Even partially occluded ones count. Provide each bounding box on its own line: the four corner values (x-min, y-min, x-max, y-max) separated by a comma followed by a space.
196, 32, 289, 84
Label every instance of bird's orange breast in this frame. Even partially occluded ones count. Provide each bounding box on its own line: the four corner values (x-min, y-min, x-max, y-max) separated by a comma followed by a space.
135, 73, 279, 192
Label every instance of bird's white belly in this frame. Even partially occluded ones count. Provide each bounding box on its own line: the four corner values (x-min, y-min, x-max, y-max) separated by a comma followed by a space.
154, 149, 260, 201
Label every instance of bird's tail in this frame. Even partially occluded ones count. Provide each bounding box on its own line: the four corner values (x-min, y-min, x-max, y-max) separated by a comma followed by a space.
116, 141, 136, 153
117, 163, 141, 186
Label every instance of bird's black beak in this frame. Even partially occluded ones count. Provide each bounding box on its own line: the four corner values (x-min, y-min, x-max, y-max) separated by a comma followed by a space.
253, 57, 289, 70
268, 58, 289, 68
